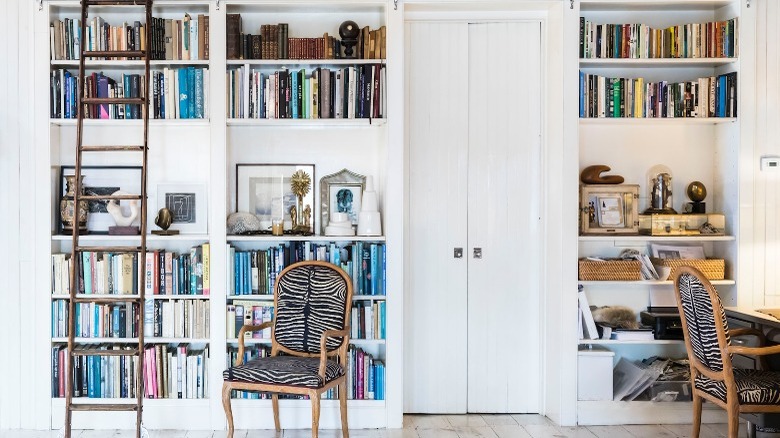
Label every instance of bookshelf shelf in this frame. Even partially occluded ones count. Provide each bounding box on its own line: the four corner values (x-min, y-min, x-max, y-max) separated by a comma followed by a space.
227, 235, 386, 243
225, 118, 386, 127
52, 337, 211, 344
578, 280, 735, 286
578, 235, 736, 242
51, 60, 210, 67
51, 294, 211, 300
52, 234, 211, 242
49, 119, 211, 127
578, 118, 737, 125
226, 338, 385, 345
579, 0, 734, 11
227, 294, 386, 300
579, 58, 737, 68
577, 339, 685, 345
227, 59, 386, 66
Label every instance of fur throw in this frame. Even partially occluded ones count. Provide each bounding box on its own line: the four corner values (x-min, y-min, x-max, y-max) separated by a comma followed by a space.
590, 305, 639, 329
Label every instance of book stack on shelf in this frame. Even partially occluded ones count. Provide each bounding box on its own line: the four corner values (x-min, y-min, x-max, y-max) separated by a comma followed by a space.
51, 344, 209, 400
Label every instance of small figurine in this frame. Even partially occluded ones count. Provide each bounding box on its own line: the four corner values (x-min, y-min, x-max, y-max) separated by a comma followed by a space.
580, 165, 625, 184
107, 190, 140, 235
303, 204, 312, 229
290, 205, 298, 230
152, 207, 179, 235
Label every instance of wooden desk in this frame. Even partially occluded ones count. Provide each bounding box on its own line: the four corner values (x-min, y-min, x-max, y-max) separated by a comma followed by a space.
724, 307, 780, 436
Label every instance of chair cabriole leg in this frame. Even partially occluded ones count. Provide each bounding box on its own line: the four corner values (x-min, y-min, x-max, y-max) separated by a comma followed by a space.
691, 394, 702, 438
311, 390, 321, 438
222, 383, 235, 438
273, 393, 281, 431
339, 379, 349, 438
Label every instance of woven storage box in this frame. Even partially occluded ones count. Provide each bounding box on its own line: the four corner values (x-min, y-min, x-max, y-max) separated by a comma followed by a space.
578, 259, 642, 281
655, 258, 725, 281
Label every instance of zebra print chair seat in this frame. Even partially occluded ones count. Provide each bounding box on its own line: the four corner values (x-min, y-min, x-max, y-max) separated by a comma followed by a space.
695, 369, 780, 405
222, 261, 353, 438
674, 267, 780, 438
223, 356, 344, 388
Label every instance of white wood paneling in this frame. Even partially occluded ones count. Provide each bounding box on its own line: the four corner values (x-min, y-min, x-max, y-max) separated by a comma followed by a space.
405, 20, 470, 414
466, 21, 542, 414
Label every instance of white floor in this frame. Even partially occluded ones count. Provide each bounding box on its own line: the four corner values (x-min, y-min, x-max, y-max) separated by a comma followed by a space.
0, 415, 761, 438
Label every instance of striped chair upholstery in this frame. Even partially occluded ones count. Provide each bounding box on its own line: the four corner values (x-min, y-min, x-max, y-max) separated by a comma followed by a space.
274, 263, 349, 354
676, 272, 731, 372
695, 369, 780, 405
223, 356, 344, 388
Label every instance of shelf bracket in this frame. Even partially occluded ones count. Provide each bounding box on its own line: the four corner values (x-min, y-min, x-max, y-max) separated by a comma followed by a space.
746, 0, 750, 7
570, 0, 574, 9
394, 0, 398, 11
216, 0, 220, 10
39, 0, 43, 11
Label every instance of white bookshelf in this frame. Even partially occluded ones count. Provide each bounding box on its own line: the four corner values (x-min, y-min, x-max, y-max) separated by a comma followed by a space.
575, 0, 751, 425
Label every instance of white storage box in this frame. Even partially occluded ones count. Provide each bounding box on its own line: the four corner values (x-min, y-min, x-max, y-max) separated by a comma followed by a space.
578, 345, 615, 401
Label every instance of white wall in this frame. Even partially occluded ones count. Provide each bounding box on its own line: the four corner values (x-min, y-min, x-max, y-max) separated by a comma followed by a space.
0, 0, 38, 430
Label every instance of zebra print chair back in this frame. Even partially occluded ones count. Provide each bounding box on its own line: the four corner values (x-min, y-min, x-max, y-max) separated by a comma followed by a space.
674, 267, 732, 373
273, 261, 352, 355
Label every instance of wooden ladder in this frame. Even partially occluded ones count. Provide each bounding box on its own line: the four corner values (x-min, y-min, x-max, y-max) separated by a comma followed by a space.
64, 1, 152, 437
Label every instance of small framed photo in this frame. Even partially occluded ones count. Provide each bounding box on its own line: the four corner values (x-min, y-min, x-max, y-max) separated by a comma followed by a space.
320, 168, 366, 235
57, 165, 143, 234
236, 164, 315, 233
580, 184, 639, 235
156, 183, 208, 234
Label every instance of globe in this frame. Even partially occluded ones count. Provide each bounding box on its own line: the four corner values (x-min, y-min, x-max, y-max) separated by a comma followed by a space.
686, 181, 707, 202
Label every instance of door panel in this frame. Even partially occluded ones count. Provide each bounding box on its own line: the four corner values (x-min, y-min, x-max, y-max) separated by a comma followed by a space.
467, 22, 542, 413
405, 21, 470, 414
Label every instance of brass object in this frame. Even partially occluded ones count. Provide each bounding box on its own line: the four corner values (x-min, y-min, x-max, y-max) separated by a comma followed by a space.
151, 207, 179, 235
687, 181, 707, 202
580, 165, 625, 184
60, 175, 88, 233
290, 170, 312, 233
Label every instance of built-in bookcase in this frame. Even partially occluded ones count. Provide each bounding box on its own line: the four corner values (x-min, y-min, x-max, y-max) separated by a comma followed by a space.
576, 0, 750, 425
38, 0, 399, 431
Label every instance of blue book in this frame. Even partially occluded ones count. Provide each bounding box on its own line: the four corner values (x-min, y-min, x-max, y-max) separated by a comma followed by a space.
93, 304, 99, 337
382, 244, 387, 296
370, 244, 378, 296
259, 73, 265, 119
194, 68, 204, 118
291, 71, 299, 118
579, 71, 585, 117
64, 71, 72, 118
75, 304, 80, 337
178, 68, 189, 119
123, 74, 132, 119
188, 67, 196, 119
87, 356, 95, 398
245, 252, 252, 295
112, 306, 120, 337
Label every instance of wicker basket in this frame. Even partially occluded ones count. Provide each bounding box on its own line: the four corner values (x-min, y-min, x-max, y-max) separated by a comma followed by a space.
654, 258, 725, 281
578, 259, 642, 281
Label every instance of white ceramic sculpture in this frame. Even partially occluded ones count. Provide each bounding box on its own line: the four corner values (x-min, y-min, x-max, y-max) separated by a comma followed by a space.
357, 176, 382, 236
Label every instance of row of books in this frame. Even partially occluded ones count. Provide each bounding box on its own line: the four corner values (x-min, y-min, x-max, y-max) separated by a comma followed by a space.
51, 244, 210, 296
227, 64, 385, 120
50, 70, 144, 120
226, 346, 384, 400
227, 301, 274, 339
52, 300, 138, 338
51, 345, 208, 399
228, 242, 386, 297
50, 14, 209, 61
143, 299, 211, 339
579, 18, 738, 59
351, 301, 386, 341
578, 72, 737, 119
150, 67, 210, 119
226, 16, 385, 60
50, 68, 210, 120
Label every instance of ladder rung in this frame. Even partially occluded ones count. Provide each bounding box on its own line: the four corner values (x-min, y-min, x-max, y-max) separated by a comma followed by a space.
80, 145, 145, 152
72, 347, 140, 357
69, 403, 139, 412
74, 296, 142, 304
75, 245, 141, 253
80, 194, 143, 201
83, 50, 146, 58
82, 97, 145, 105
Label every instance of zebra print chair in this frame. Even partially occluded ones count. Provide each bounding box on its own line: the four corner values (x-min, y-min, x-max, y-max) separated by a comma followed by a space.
674, 266, 780, 438
222, 260, 353, 438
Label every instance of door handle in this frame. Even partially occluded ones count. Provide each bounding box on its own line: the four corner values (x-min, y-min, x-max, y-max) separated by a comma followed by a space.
454, 248, 463, 258
473, 248, 482, 259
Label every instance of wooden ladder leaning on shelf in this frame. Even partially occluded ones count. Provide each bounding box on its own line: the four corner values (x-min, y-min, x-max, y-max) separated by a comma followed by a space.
64, 1, 152, 438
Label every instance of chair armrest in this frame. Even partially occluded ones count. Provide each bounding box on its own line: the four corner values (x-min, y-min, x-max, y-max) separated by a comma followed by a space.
730, 328, 767, 346
728, 344, 780, 357
319, 328, 350, 379
235, 322, 273, 366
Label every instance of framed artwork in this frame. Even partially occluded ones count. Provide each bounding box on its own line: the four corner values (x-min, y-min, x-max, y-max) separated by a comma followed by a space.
319, 168, 366, 235
236, 164, 315, 233
58, 165, 143, 234
156, 183, 208, 234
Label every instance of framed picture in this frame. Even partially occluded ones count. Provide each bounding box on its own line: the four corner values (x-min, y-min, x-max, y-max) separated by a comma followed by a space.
156, 183, 208, 234
236, 164, 315, 233
320, 168, 366, 235
579, 184, 639, 235
58, 165, 143, 234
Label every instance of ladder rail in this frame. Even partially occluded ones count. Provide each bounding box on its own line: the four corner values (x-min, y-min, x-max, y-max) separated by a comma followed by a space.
64, 2, 152, 437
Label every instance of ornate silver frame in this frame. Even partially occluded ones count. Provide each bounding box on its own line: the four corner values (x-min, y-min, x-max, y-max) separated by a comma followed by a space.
320, 168, 366, 235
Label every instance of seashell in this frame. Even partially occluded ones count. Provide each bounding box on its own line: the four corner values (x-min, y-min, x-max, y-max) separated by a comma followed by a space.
227, 212, 263, 234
